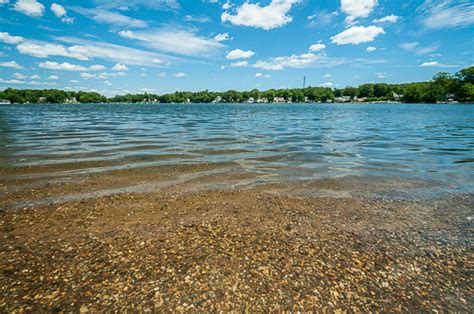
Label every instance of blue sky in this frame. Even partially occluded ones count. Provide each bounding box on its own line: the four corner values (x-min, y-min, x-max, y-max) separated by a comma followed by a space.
0, 0, 473, 95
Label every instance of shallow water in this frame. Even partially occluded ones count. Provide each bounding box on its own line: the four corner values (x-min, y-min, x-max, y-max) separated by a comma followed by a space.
0, 103, 473, 198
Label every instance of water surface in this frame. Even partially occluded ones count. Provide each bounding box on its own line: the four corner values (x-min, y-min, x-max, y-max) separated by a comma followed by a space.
1, 103, 473, 199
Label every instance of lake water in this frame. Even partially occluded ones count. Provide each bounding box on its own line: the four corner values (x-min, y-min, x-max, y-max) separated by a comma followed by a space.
1, 103, 473, 199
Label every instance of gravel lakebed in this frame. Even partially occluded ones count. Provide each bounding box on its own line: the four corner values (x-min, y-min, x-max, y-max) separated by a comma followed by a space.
0, 164, 473, 312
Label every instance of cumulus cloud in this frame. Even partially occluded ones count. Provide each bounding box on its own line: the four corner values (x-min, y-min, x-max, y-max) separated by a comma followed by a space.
51, 3, 74, 23
112, 63, 128, 71
0, 32, 24, 44
174, 72, 186, 77
80, 72, 126, 79
255, 73, 271, 78
118, 28, 225, 57
214, 32, 230, 42
0, 60, 23, 69
12, 0, 45, 17
13, 72, 27, 79
50, 3, 65, 16
309, 43, 326, 52
341, 0, 378, 24
0, 78, 56, 86
226, 49, 255, 60
366, 46, 377, 52
373, 14, 399, 23
331, 25, 385, 45
221, 0, 301, 30
38, 61, 106, 71
47, 75, 59, 80
418, 0, 474, 29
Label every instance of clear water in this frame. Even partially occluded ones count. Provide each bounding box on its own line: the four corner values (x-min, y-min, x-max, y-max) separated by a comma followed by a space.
1, 103, 473, 196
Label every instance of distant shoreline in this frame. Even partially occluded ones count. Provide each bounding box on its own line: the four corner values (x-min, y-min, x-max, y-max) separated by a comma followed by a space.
1, 66, 472, 104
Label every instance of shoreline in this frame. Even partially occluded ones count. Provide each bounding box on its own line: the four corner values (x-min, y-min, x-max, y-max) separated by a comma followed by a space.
2, 101, 472, 105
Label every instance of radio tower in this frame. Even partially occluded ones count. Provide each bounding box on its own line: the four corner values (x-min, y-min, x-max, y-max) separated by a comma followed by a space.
303, 76, 306, 88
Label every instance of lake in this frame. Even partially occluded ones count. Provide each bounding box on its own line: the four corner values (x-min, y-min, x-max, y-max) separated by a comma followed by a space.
0, 103, 473, 200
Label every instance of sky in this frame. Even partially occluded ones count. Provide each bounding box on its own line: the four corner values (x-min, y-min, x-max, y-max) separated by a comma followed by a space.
0, 0, 473, 95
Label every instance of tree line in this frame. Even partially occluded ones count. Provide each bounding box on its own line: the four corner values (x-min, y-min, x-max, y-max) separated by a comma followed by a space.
1, 67, 472, 104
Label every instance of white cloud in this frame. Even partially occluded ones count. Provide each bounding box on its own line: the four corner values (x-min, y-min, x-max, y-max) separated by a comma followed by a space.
214, 32, 230, 42
255, 73, 271, 78
152, 58, 162, 64
112, 63, 128, 71
39, 61, 106, 71
309, 43, 326, 52
221, 0, 301, 30
48, 75, 59, 80
50, 3, 65, 17
400, 42, 440, 55
0, 32, 25, 44
400, 42, 419, 50
80, 73, 96, 79
419, 0, 474, 29
254, 53, 321, 71
69, 79, 79, 83
174, 72, 186, 77
184, 15, 210, 23
416, 43, 440, 55
322, 82, 333, 87
80, 72, 126, 80
323, 73, 331, 78
0, 60, 23, 69
118, 28, 225, 57
0, 0, 10, 4
331, 25, 385, 45
230, 61, 249, 67
51, 3, 74, 23
93, 0, 179, 11
341, 0, 377, 24
13, 72, 27, 79
222, 1, 231, 10
16, 41, 89, 60
0, 78, 56, 86
72, 7, 148, 28
30, 74, 40, 79
55, 36, 175, 66
366, 46, 377, 52
376, 72, 387, 78
12, 0, 45, 17
226, 49, 255, 60
2, 32, 176, 67
89, 64, 107, 71
307, 11, 335, 28
420, 61, 457, 68
373, 14, 399, 23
